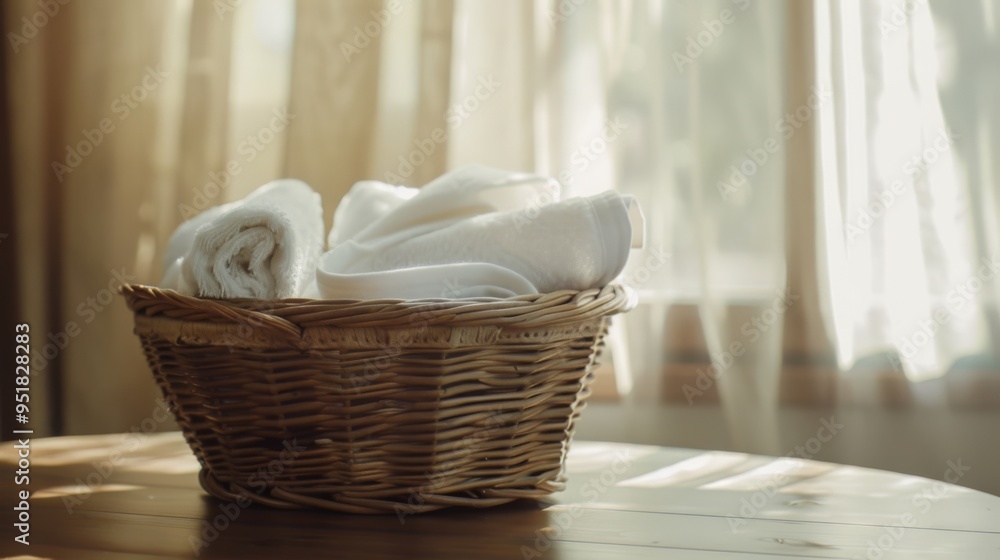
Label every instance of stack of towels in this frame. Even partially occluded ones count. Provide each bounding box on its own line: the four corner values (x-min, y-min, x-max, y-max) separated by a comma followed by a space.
161, 165, 644, 300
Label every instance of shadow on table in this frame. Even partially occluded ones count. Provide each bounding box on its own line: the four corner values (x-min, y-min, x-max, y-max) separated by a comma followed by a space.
193, 497, 571, 559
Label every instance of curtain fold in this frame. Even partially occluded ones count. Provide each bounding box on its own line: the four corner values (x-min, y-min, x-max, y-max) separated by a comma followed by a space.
285, 0, 384, 228
174, 0, 234, 222
816, 0, 998, 395
410, 0, 454, 186
0, 0, 21, 440
7, 0, 54, 436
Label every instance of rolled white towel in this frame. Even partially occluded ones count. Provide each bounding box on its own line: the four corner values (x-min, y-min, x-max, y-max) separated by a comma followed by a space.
316, 166, 642, 299
161, 179, 324, 299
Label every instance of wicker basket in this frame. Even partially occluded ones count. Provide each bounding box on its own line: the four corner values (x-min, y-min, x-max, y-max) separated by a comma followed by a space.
121, 283, 633, 514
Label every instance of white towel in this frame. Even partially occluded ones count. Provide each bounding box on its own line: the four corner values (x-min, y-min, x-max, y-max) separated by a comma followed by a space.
161, 179, 324, 299
328, 180, 418, 248
344, 164, 561, 245
316, 165, 643, 299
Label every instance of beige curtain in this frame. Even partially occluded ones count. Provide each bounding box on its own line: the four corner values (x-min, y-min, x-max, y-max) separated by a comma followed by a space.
6, 0, 999, 439
8, 0, 182, 436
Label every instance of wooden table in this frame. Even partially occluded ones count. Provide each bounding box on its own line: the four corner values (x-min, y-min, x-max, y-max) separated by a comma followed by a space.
2, 433, 999, 559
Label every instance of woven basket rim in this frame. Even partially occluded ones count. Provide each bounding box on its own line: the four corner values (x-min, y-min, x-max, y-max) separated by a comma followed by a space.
121, 283, 635, 341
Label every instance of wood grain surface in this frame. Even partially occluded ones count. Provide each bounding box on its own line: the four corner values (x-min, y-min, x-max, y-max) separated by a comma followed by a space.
2, 433, 999, 559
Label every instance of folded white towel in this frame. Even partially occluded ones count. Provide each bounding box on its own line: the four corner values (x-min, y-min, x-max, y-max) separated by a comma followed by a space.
328, 180, 418, 248
161, 179, 324, 299
345, 164, 561, 245
317, 262, 538, 299
316, 165, 642, 299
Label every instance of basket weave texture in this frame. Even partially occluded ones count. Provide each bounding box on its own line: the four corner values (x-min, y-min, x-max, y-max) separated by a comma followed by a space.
122, 283, 633, 514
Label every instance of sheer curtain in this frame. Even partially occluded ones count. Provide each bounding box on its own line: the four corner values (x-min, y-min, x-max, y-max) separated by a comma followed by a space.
606, 0, 1000, 448
816, 0, 1000, 389
6, 0, 998, 438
